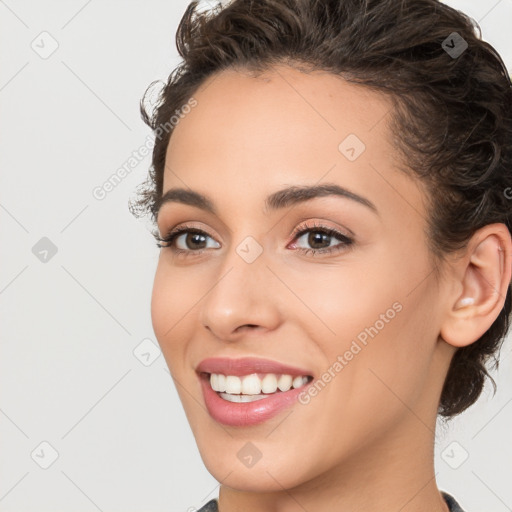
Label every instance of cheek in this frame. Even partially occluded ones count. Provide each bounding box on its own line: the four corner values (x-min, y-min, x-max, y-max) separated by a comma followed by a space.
150, 262, 196, 369
287, 245, 404, 344
293, 240, 436, 411
150, 264, 172, 344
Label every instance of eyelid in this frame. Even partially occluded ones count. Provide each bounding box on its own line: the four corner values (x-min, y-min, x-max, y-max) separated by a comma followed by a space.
289, 219, 353, 243
158, 221, 219, 240
156, 220, 347, 245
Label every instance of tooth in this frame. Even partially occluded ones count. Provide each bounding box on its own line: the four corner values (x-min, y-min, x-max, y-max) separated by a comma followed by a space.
261, 373, 278, 393
219, 392, 270, 403
292, 375, 305, 389
217, 373, 226, 392
242, 374, 261, 395
225, 375, 242, 394
210, 373, 220, 392
277, 374, 292, 392
212, 372, 310, 394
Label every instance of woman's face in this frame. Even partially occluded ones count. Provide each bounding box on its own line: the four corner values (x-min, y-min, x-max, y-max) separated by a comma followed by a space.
151, 65, 455, 491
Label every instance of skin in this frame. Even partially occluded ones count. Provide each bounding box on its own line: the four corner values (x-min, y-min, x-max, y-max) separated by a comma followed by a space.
150, 64, 512, 512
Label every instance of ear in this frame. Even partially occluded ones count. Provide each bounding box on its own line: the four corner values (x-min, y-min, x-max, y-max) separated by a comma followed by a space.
440, 223, 512, 348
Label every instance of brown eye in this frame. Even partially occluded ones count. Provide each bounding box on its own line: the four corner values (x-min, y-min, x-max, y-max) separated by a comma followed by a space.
155, 226, 220, 253
304, 231, 332, 249
181, 232, 208, 250
291, 223, 354, 256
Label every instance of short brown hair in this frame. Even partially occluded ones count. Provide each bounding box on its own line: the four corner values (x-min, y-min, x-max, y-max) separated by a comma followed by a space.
130, 0, 512, 418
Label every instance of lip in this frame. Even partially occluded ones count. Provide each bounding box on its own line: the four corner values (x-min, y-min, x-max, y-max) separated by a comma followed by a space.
196, 357, 314, 427
196, 357, 313, 377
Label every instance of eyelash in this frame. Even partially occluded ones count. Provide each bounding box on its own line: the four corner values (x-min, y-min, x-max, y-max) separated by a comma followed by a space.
154, 221, 354, 258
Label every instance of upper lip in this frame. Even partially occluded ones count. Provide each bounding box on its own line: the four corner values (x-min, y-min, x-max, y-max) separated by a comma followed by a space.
196, 357, 313, 377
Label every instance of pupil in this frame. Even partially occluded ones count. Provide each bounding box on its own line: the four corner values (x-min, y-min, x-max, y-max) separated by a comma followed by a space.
188, 233, 206, 249
309, 231, 329, 249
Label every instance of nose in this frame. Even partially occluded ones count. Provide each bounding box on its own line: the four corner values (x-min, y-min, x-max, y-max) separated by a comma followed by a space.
199, 245, 282, 341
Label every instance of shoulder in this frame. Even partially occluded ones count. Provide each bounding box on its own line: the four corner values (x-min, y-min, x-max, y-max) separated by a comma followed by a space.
197, 498, 218, 512
441, 491, 467, 512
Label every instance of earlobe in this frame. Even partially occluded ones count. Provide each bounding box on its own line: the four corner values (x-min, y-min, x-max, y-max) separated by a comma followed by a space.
440, 224, 512, 348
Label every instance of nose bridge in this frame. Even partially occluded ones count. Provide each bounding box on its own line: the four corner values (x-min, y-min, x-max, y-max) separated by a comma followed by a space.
199, 233, 279, 339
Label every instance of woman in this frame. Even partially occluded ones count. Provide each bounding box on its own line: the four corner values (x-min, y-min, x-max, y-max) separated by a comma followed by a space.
129, 0, 512, 510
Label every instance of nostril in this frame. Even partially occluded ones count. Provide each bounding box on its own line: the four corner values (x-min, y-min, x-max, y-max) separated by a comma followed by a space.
236, 324, 259, 332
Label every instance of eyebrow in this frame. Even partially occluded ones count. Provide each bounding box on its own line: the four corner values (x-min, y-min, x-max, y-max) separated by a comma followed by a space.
154, 183, 378, 219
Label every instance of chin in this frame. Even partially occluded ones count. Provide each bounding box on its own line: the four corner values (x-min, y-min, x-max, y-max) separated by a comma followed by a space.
198, 443, 315, 493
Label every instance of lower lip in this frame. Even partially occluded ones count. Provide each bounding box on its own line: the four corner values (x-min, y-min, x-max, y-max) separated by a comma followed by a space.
199, 373, 309, 427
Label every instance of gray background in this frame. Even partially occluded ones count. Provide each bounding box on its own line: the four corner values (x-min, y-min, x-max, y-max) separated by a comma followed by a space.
0, 1, 511, 511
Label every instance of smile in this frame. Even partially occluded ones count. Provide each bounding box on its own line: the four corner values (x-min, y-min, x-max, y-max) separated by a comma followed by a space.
196, 357, 314, 426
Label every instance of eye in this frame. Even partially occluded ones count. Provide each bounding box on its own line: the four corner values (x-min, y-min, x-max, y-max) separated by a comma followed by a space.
289, 221, 354, 256
154, 221, 354, 258
154, 224, 220, 256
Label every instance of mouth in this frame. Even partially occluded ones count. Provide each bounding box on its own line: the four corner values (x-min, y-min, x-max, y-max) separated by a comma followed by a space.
196, 357, 314, 426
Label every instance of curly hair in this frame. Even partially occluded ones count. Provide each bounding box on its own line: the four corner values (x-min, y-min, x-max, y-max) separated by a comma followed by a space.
129, 0, 512, 418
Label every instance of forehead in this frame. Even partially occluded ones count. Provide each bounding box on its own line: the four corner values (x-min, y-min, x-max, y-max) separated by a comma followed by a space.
162, 64, 422, 219
166, 64, 391, 160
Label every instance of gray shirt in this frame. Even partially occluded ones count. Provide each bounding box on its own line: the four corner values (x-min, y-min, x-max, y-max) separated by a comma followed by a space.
196, 491, 465, 511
